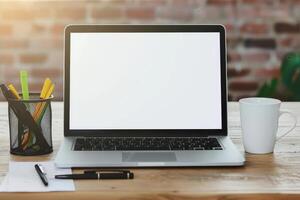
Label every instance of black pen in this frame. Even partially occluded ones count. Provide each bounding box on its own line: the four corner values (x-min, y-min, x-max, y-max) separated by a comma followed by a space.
55, 170, 134, 180
35, 164, 49, 186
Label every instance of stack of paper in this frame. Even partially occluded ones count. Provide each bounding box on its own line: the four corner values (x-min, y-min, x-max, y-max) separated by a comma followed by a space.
0, 161, 75, 192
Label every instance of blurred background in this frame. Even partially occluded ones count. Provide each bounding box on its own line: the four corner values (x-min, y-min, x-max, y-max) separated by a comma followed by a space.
0, 0, 300, 101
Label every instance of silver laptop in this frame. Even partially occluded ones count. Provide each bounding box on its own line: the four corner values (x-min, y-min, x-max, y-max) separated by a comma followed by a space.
55, 25, 245, 168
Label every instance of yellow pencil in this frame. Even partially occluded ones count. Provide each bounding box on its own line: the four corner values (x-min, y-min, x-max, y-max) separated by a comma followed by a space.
32, 78, 52, 120
40, 78, 52, 98
8, 84, 21, 100
36, 84, 55, 120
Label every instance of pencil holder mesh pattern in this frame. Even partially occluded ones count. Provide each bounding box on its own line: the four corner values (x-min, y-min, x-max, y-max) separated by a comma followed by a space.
8, 93, 53, 156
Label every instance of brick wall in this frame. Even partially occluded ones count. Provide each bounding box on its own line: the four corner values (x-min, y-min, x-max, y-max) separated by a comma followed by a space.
0, 0, 300, 101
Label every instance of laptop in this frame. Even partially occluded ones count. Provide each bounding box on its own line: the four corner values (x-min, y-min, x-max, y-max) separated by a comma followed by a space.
55, 25, 245, 168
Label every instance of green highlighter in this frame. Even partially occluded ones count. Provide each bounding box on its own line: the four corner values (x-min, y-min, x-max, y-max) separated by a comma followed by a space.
19, 70, 30, 147
20, 70, 29, 100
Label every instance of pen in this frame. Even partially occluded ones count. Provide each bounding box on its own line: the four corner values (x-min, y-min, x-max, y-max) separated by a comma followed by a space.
55, 170, 134, 180
35, 164, 48, 186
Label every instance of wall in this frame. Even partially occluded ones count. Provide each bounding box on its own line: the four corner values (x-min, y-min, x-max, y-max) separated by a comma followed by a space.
0, 0, 300, 101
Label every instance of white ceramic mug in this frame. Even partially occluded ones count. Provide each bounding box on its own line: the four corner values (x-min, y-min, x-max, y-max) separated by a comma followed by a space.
239, 97, 297, 154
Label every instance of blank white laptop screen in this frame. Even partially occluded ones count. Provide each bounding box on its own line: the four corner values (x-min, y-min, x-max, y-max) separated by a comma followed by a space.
69, 32, 222, 130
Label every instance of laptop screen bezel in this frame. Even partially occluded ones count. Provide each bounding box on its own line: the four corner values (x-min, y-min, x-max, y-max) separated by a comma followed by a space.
64, 25, 228, 137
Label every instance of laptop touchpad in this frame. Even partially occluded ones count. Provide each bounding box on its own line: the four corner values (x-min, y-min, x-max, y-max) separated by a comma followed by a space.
122, 152, 177, 162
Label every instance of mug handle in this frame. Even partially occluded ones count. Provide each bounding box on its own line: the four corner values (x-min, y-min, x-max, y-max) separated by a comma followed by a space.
276, 110, 297, 141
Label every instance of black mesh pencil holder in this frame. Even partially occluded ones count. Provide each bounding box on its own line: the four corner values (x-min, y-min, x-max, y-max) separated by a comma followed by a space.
8, 93, 53, 156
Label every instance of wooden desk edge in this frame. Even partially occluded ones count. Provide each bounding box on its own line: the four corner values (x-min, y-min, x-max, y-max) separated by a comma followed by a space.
0, 191, 300, 200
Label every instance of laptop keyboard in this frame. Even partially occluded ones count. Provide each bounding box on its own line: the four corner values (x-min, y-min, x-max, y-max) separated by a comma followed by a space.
73, 137, 223, 151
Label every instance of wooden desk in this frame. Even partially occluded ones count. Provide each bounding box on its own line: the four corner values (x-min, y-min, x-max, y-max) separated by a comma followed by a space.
0, 102, 300, 199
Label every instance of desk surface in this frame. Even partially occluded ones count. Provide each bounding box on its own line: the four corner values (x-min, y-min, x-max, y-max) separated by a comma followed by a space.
0, 102, 300, 200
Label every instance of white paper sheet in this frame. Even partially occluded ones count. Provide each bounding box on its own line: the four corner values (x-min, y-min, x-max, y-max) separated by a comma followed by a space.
0, 161, 75, 192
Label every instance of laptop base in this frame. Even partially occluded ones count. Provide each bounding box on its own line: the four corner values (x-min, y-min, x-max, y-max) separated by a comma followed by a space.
55, 136, 245, 168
